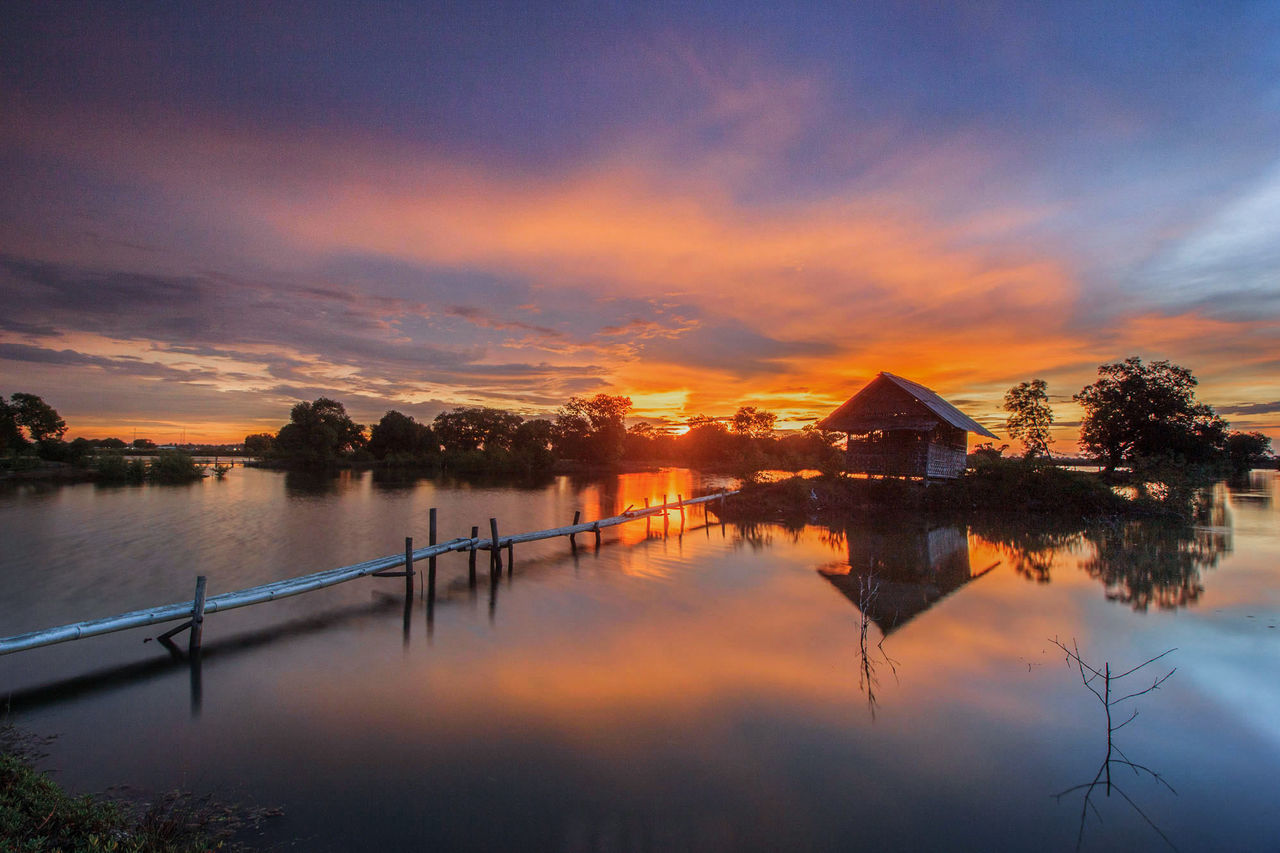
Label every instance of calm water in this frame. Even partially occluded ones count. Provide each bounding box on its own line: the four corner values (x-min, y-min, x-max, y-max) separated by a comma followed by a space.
1, 468, 1278, 852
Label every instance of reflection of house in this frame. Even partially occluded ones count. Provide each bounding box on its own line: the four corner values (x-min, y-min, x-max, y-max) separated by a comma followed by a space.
820, 525, 993, 634
817, 372, 998, 479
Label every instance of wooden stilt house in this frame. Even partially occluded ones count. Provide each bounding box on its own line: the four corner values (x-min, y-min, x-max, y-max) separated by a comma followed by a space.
817, 372, 998, 479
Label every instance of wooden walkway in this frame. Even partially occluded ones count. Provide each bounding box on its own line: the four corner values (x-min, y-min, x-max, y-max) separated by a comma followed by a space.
0, 490, 736, 657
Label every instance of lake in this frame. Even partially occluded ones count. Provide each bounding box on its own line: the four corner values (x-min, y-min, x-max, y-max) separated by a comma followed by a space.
1, 468, 1278, 851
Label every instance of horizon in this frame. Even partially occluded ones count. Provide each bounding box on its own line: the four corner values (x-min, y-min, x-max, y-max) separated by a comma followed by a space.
3, 3, 1279, 446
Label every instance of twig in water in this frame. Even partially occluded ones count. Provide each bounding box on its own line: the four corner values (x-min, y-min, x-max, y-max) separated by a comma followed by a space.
1049, 636, 1178, 852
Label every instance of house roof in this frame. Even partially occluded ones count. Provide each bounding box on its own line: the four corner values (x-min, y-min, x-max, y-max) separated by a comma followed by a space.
818, 372, 999, 439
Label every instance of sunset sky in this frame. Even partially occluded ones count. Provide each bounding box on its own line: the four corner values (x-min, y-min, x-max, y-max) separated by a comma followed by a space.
3, 2, 1279, 444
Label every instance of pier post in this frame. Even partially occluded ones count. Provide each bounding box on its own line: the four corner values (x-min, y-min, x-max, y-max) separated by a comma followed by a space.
189, 575, 207, 655
593, 520, 601, 549
490, 518, 502, 573
569, 510, 580, 551
428, 509, 438, 599
468, 525, 479, 586
405, 537, 415, 599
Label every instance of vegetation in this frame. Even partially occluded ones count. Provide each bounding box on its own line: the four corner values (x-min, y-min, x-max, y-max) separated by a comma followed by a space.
1003, 378, 1054, 457
552, 394, 631, 463
273, 398, 366, 466
1, 726, 264, 851
94, 452, 205, 484
1075, 358, 1226, 472
7, 356, 1274, 482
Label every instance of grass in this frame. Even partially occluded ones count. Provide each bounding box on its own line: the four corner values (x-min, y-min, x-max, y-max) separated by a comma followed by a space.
1, 726, 275, 852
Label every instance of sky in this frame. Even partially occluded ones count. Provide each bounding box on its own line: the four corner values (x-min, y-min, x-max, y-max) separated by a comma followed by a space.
2, 1, 1279, 444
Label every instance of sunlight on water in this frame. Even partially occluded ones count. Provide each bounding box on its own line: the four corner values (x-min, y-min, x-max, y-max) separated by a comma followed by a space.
1, 469, 1277, 851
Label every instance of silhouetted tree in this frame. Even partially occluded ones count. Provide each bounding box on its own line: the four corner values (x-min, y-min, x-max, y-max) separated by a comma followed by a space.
680, 415, 736, 468
1224, 430, 1273, 474
243, 433, 275, 456
8, 393, 67, 443
274, 397, 366, 465
432, 407, 522, 453
552, 394, 631, 462
133, 438, 157, 450
512, 418, 555, 471
368, 410, 437, 461
1003, 379, 1054, 457
1075, 358, 1226, 473
0, 397, 25, 454
730, 406, 777, 439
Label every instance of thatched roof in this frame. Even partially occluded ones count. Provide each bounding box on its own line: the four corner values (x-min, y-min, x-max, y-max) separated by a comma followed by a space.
817, 372, 998, 439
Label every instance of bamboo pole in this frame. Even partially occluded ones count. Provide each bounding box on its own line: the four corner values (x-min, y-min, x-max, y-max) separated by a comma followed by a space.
0, 491, 738, 656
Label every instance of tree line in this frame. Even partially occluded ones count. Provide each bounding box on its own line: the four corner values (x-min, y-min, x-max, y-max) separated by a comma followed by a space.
998, 357, 1272, 475
1, 392, 205, 482
247, 395, 844, 475
5, 354, 1274, 482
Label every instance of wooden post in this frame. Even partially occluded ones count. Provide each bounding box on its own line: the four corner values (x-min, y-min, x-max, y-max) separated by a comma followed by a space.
677, 494, 685, 519
468, 525, 479, 586
569, 510, 580, 551
593, 519, 601, 548
490, 517, 502, 573
428, 508, 438, 599
189, 575, 207, 655
506, 542, 514, 576
404, 536, 415, 599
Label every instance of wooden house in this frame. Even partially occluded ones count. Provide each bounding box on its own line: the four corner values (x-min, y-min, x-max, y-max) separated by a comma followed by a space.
817, 372, 998, 479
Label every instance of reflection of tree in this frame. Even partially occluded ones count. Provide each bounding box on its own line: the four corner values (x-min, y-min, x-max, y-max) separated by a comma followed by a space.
1080, 521, 1230, 612
1051, 638, 1178, 852
971, 517, 1084, 584
731, 523, 775, 552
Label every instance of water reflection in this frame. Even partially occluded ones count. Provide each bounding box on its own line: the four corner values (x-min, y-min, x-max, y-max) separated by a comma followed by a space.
819, 524, 997, 635
973, 511, 1231, 612
1080, 521, 1230, 611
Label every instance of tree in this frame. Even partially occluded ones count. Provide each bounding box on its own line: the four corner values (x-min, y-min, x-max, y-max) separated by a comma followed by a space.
552, 394, 631, 462
512, 418, 555, 471
367, 411, 437, 460
9, 393, 67, 443
274, 397, 366, 465
1225, 431, 1273, 475
133, 438, 157, 450
1074, 358, 1226, 473
0, 397, 25, 454
730, 406, 777, 439
432, 407, 523, 453
680, 416, 735, 468
1003, 379, 1055, 458
243, 433, 275, 456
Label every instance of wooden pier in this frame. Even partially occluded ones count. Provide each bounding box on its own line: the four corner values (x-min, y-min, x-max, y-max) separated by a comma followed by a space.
0, 490, 736, 657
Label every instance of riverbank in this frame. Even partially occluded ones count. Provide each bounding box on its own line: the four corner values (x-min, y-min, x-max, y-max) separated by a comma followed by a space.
0, 726, 272, 851
721, 461, 1185, 527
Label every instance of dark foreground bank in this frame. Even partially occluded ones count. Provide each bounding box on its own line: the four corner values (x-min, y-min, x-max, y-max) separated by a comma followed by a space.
1, 727, 274, 852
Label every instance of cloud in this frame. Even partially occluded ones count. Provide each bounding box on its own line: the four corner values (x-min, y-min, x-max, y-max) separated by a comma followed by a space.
1219, 401, 1280, 416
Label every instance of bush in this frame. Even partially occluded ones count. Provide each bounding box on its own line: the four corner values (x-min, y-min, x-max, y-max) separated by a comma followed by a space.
147, 452, 205, 484
95, 454, 147, 484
